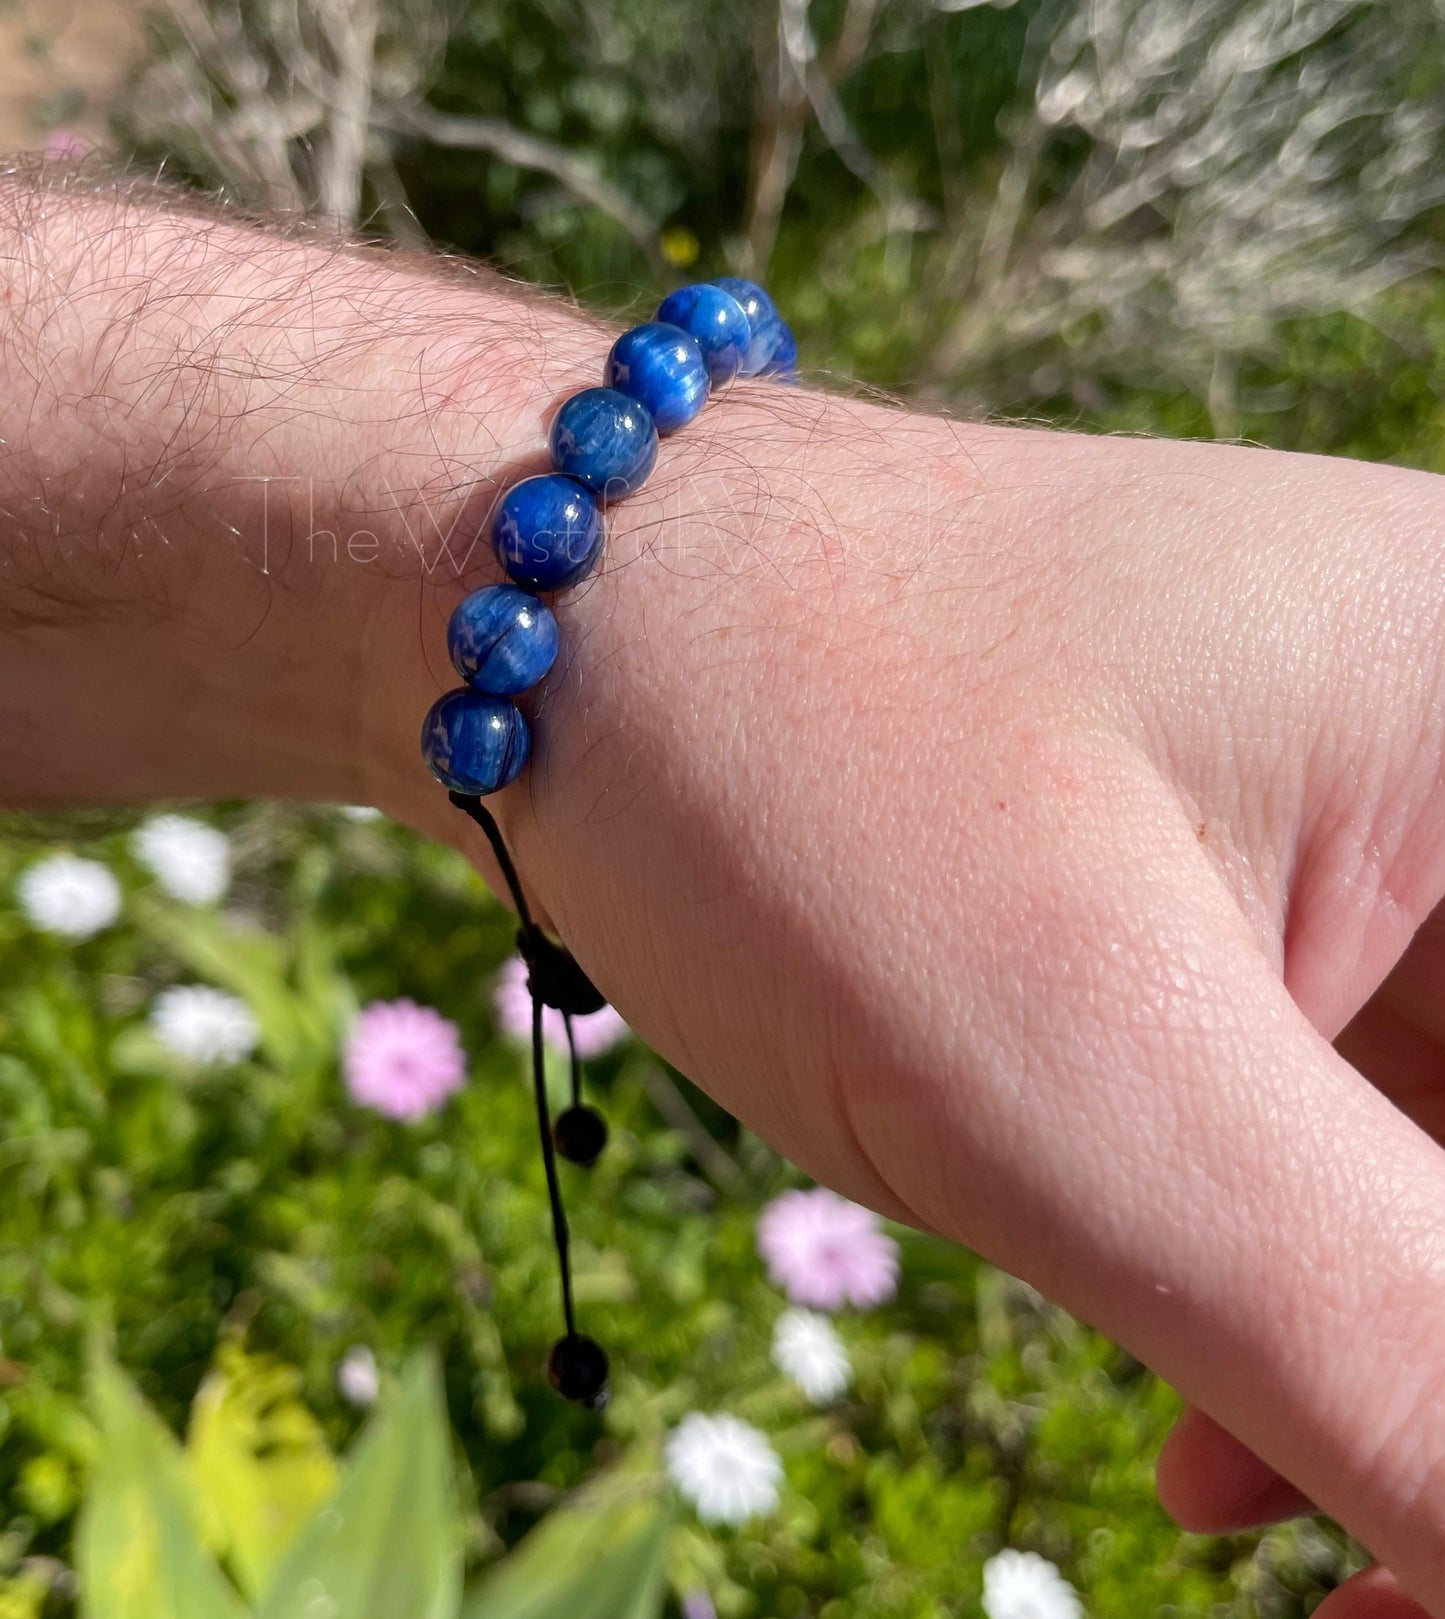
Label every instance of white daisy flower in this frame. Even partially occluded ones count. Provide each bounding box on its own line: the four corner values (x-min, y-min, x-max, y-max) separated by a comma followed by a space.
340, 805, 383, 823
771, 1308, 851, 1404
982, 1550, 1083, 1619
336, 1345, 380, 1407
132, 815, 231, 906
17, 855, 121, 939
664, 1412, 782, 1527
150, 985, 260, 1066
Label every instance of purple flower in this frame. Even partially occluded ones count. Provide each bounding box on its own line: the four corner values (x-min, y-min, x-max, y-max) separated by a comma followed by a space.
756, 1188, 900, 1311
343, 999, 467, 1122
492, 955, 629, 1059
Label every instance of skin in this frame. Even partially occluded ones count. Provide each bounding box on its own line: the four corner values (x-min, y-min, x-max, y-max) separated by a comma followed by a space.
3, 170, 1445, 1613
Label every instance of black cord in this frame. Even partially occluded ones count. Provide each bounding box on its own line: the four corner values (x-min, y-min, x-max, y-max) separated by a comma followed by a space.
532, 987, 577, 1339
448, 789, 536, 934
563, 1010, 582, 1109
451, 788, 611, 1392
452, 791, 581, 1342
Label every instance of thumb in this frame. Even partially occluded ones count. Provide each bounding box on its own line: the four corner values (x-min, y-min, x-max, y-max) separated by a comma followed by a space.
1159, 995, 1445, 1608
837, 764, 1445, 1612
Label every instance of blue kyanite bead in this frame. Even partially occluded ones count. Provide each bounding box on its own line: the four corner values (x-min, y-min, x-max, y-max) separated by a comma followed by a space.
655, 284, 751, 386
604, 322, 709, 434
420, 688, 531, 795
548, 386, 658, 501
762, 322, 797, 382
491, 474, 604, 593
448, 583, 559, 695
711, 277, 783, 377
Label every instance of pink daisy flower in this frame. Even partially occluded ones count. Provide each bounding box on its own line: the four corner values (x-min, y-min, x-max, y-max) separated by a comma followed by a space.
756, 1188, 900, 1311
343, 999, 467, 1122
492, 955, 629, 1059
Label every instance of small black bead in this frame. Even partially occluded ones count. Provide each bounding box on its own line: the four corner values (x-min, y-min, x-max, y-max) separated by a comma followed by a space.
518, 929, 606, 1016
553, 1104, 608, 1167
547, 1333, 609, 1408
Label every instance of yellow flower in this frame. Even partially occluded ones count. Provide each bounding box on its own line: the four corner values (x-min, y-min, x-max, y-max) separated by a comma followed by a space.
660, 226, 699, 268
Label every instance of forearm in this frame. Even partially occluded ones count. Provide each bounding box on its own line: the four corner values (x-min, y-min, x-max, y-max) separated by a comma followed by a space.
0, 168, 910, 868
0, 169, 609, 813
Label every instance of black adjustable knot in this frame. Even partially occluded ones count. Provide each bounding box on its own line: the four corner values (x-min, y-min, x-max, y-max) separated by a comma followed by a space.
547, 1333, 609, 1408
517, 928, 606, 1015
447, 788, 610, 1400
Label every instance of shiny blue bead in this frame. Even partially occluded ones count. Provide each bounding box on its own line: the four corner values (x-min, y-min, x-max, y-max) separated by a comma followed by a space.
420, 688, 531, 795
448, 584, 559, 695
492, 474, 604, 593
712, 277, 783, 376
655, 284, 751, 386
548, 387, 658, 501
604, 322, 709, 434
762, 322, 797, 382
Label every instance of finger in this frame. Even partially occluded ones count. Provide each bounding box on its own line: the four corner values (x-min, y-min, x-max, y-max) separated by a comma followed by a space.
1313, 1564, 1433, 1619
1334, 901, 1445, 1137
1335, 994, 1445, 1138
1156, 1405, 1316, 1531
1351, 899, 1445, 1055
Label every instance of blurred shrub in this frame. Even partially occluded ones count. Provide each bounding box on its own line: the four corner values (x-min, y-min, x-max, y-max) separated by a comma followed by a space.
0, 808, 1365, 1614
117, 0, 1445, 452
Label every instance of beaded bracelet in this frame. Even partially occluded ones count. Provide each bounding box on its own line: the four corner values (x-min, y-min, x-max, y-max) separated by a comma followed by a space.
419, 278, 795, 1409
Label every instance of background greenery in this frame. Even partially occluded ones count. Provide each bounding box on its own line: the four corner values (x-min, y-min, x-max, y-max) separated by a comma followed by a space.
8, 0, 1445, 1610
0, 810, 1370, 1617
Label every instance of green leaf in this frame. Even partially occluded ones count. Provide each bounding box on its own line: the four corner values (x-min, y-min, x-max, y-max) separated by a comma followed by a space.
0, 1571, 54, 1619
461, 1471, 671, 1619
187, 1343, 339, 1601
255, 1353, 460, 1619
134, 900, 338, 1071
77, 1354, 247, 1619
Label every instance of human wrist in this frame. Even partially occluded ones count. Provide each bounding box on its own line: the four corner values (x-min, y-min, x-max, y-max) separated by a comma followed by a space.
355, 282, 830, 843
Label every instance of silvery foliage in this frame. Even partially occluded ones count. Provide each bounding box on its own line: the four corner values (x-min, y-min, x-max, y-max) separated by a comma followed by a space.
123, 0, 449, 223
938, 0, 1445, 411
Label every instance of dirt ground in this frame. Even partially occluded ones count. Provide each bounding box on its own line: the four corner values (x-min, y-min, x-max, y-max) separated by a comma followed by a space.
0, 0, 146, 152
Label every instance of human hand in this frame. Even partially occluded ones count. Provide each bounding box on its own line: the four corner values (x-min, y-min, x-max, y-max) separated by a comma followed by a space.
4, 174, 1445, 1614
453, 401, 1445, 1616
